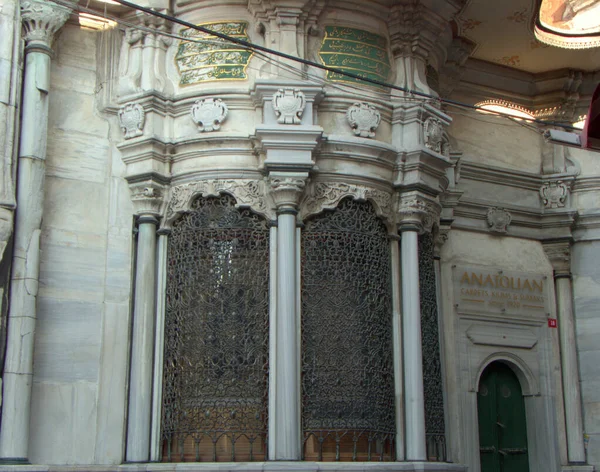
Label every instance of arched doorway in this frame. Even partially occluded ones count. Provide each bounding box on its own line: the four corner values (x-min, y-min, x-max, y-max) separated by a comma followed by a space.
477, 362, 530, 472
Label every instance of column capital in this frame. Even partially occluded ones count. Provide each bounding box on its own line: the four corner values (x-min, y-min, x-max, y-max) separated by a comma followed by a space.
268, 172, 308, 213
543, 240, 571, 278
21, 0, 71, 52
129, 180, 167, 220
397, 191, 441, 234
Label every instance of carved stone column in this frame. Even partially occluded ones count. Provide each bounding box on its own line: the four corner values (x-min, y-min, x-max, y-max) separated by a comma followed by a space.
397, 191, 440, 461
544, 240, 587, 464
0, 0, 70, 462
126, 182, 164, 462
268, 174, 307, 460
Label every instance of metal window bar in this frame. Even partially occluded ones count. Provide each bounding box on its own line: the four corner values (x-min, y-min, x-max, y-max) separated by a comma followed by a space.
301, 198, 396, 462
418, 232, 447, 462
161, 194, 269, 462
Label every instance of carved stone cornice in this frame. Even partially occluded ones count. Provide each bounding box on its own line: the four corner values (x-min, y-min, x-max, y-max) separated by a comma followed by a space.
163, 179, 271, 228
268, 172, 307, 213
396, 191, 441, 233
543, 240, 571, 278
301, 181, 393, 221
21, 0, 71, 52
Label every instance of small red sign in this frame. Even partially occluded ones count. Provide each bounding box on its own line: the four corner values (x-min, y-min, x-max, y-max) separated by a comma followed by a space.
548, 318, 558, 328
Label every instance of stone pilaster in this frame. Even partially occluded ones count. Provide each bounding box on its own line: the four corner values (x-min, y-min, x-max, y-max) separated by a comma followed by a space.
0, 0, 70, 462
543, 240, 587, 464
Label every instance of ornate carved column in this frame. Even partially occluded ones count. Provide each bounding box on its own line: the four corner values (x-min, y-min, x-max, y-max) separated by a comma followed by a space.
397, 191, 440, 461
268, 175, 307, 460
0, 0, 70, 462
126, 182, 164, 462
543, 240, 587, 464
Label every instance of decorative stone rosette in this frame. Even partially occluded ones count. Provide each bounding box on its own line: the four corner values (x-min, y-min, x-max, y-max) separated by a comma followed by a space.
118, 103, 145, 139
190, 98, 228, 132
423, 117, 444, 153
539, 181, 569, 209
273, 88, 306, 124
346, 102, 381, 138
486, 207, 512, 233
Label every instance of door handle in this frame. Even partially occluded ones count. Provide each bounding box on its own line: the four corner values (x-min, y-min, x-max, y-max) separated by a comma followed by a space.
496, 421, 506, 429
480, 446, 496, 453
500, 448, 527, 454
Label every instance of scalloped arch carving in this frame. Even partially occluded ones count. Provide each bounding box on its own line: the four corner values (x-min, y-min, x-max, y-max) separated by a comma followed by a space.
163, 179, 273, 228
300, 182, 393, 223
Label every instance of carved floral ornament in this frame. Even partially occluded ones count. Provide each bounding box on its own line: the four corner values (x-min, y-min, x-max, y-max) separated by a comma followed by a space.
486, 207, 512, 233
301, 182, 392, 221
540, 180, 569, 209
190, 98, 228, 132
164, 179, 272, 227
273, 88, 306, 124
346, 102, 381, 138
118, 103, 145, 139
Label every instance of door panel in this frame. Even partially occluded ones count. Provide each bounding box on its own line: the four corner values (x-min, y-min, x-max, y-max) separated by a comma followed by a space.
478, 362, 529, 472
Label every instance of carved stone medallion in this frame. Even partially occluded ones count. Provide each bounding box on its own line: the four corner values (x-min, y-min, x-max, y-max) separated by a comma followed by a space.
118, 103, 145, 139
273, 88, 305, 124
486, 207, 512, 233
423, 117, 444, 153
540, 181, 569, 209
190, 98, 228, 132
346, 102, 381, 138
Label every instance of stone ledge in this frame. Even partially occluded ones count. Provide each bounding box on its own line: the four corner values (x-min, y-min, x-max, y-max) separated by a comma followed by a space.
0, 462, 468, 472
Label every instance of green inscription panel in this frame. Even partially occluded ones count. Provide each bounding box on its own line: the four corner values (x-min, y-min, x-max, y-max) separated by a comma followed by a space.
175, 22, 253, 85
318, 26, 391, 86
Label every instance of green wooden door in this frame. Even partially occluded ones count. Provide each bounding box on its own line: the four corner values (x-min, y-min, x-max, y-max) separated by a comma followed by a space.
478, 362, 530, 472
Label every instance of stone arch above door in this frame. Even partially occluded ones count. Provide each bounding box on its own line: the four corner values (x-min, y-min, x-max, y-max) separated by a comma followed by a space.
474, 352, 539, 397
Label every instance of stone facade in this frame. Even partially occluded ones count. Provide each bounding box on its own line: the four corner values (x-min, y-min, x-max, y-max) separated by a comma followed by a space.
0, 0, 599, 471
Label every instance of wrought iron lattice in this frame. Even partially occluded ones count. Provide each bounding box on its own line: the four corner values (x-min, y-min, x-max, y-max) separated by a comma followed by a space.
161, 194, 270, 462
301, 198, 395, 462
418, 232, 446, 461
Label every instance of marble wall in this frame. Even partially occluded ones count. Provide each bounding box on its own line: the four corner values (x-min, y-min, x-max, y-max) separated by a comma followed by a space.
28, 25, 133, 465
572, 240, 600, 468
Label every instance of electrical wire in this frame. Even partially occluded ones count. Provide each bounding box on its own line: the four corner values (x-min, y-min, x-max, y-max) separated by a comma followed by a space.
61, 0, 584, 132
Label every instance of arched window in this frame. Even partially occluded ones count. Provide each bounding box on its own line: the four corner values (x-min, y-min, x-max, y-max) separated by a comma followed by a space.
161, 194, 270, 462
301, 198, 395, 461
